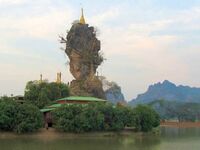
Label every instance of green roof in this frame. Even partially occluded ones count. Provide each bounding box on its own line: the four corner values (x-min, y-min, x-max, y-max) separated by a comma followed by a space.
40, 108, 55, 113
40, 96, 106, 113
48, 103, 63, 108
56, 96, 106, 102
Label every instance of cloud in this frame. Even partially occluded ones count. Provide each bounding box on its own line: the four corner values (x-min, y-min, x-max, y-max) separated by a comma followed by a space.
95, 6, 200, 100
0, 0, 27, 5
89, 7, 120, 26
0, 9, 73, 40
0, 1, 200, 100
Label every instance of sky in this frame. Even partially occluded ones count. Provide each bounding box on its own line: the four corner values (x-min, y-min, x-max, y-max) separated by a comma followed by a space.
0, 0, 200, 101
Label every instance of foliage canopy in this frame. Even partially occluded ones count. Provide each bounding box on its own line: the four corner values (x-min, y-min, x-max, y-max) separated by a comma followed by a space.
53, 103, 160, 133
24, 81, 70, 108
0, 98, 42, 133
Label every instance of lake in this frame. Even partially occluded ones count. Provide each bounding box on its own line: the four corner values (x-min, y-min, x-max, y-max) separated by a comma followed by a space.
0, 127, 200, 150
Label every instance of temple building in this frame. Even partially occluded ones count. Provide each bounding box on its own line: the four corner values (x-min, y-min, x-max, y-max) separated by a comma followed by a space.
40, 96, 106, 128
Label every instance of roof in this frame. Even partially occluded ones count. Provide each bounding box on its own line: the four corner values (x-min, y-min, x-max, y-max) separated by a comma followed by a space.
40, 104, 63, 113
56, 96, 106, 102
40, 108, 55, 113
48, 103, 62, 108
40, 96, 106, 113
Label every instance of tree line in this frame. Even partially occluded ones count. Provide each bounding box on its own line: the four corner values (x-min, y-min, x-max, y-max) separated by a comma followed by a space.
0, 81, 160, 133
53, 103, 160, 133
148, 99, 200, 122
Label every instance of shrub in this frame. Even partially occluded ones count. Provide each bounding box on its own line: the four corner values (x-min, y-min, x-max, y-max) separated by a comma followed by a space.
133, 105, 160, 132
14, 103, 42, 133
0, 99, 17, 131
53, 104, 84, 132
53, 104, 104, 133
96, 103, 125, 131
80, 104, 104, 131
53, 103, 136, 133
53, 103, 160, 133
0, 98, 42, 133
24, 81, 70, 108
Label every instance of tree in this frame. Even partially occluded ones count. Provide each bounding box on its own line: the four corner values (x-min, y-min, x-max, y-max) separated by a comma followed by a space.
0, 99, 17, 131
97, 104, 128, 131
24, 81, 70, 108
53, 104, 84, 132
133, 105, 160, 132
149, 100, 200, 122
0, 98, 42, 133
80, 103, 104, 132
15, 103, 42, 133
53, 103, 160, 133
53, 103, 136, 133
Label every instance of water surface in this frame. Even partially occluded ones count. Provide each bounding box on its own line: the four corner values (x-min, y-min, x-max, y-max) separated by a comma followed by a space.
0, 127, 200, 150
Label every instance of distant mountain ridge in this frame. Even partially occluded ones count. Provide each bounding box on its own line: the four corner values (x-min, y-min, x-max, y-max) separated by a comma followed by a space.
129, 80, 200, 105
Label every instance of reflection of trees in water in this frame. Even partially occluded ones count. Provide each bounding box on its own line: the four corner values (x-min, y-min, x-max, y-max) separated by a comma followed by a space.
2, 128, 200, 150
0, 135, 161, 150
120, 134, 161, 150
161, 127, 200, 139
134, 135, 161, 150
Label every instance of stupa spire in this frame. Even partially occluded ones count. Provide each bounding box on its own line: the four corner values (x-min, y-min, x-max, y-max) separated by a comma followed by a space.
79, 8, 86, 24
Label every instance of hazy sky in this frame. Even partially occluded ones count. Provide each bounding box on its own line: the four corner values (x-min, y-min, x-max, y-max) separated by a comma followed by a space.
1, 0, 200, 101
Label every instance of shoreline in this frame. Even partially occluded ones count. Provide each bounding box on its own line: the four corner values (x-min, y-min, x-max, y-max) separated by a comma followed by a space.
160, 121, 200, 128
1, 122, 200, 139
0, 128, 136, 139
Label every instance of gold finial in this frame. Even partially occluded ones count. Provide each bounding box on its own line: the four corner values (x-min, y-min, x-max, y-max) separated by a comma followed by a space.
56, 72, 62, 84
40, 74, 43, 83
79, 8, 86, 24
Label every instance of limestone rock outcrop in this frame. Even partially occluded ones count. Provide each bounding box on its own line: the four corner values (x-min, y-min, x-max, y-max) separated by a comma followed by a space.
99, 76, 126, 104
61, 22, 105, 99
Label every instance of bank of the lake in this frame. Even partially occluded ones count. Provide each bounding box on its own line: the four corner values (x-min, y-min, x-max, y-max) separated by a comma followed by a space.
0, 128, 139, 139
160, 121, 200, 128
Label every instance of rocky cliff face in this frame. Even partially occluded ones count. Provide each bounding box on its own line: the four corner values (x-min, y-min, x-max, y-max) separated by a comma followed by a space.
61, 22, 105, 98
100, 76, 126, 104
129, 80, 200, 105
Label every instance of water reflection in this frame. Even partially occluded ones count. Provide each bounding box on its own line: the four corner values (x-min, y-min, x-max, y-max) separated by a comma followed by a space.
161, 127, 200, 138
0, 127, 200, 150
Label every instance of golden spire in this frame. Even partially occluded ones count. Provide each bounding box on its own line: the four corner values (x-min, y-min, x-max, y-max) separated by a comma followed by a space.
56, 72, 62, 84
40, 74, 43, 83
79, 8, 86, 24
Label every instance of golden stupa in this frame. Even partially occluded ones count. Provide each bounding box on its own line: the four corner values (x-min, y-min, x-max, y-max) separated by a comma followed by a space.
79, 8, 86, 24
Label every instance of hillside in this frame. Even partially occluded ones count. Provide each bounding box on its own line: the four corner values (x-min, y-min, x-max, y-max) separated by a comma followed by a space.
129, 80, 200, 105
148, 99, 200, 121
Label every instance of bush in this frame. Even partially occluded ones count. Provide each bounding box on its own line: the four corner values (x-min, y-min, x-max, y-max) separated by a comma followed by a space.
96, 103, 125, 131
53, 103, 160, 133
53, 104, 104, 133
0, 98, 42, 133
53, 103, 138, 133
53, 104, 83, 132
15, 103, 42, 133
133, 105, 160, 132
80, 104, 104, 131
0, 99, 17, 131
24, 81, 70, 108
